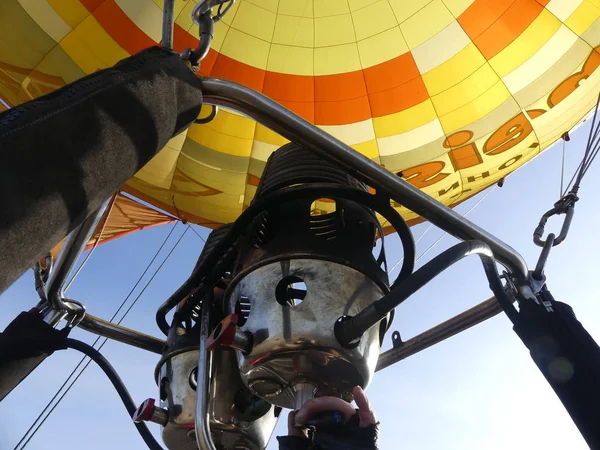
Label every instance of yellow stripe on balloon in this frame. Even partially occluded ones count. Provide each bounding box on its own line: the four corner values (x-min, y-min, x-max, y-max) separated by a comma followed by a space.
278, 0, 313, 17
399, 0, 454, 50
266, 44, 314, 75
314, 0, 349, 18
422, 43, 486, 97
246, 0, 279, 13
502, 25, 578, 95
357, 27, 408, 69
431, 63, 499, 116
272, 15, 313, 47
220, 28, 271, 70
315, 43, 362, 75
438, 81, 511, 133
188, 110, 256, 157
231, 1, 276, 42
250, 140, 280, 162
18, 0, 71, 43
351, 1, 398, 41
47, 0, 89, 29
253, 123, 289, 147
442, 0, 475, 17
175, 0, 198, 31
115, 0, 162, 43
314, 14, 356, 47
351, 139, 380, 160
412, 21, 470, 74
489, 8, 561, 79
133, 133, 185, 189
60, 15, 129, 74
373, 100, 437, 137
566, 0, 600, 35
377, 119, 444, 156
321, 119, 376, 145
547, 0, 584, 21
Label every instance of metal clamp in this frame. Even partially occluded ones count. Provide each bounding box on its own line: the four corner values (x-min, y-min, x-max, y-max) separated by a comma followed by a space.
533, 195, 577, 247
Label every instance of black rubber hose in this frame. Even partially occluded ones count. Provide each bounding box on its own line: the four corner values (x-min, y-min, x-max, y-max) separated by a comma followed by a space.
336, 241, 519, 347
64, 339, 166, 450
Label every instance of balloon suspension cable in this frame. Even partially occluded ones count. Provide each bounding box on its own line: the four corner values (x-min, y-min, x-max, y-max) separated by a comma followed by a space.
14, 223, 185, 450
532, 92, 600, 277
63, 194, 117, 292
388, 185, 497, 277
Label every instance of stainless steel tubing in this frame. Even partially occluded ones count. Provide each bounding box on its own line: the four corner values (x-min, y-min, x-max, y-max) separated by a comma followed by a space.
44, 199, 111, 325
195, 301, 217, 450
162, 0, 175, 50
78, 315, 165, 354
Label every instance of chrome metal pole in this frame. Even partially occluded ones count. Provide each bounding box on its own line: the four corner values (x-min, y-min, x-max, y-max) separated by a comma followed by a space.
376, 296, 502, 371
78, 315, 165, 354
195, 301, 217, 450
200, 78, 528, 283
44, 199, 111, 325
162, 0, 175, 50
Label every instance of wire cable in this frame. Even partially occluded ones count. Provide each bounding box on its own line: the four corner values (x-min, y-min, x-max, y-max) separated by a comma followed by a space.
388, 186, 497, 277
560, 137, 566, 197
188, 224, 207, 243
14, 222, 182, 449
561, 92, 600, 197
63, 338, 165, 450
64, 195, 118, 292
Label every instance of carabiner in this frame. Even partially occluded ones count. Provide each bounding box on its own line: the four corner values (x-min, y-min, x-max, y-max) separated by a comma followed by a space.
533, 204, 575, 247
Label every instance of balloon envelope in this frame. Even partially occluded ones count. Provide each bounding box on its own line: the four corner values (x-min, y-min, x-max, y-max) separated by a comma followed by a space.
2, 0, 600, 235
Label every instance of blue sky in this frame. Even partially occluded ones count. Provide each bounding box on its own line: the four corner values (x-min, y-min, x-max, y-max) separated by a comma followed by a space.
1, 119, 599, 450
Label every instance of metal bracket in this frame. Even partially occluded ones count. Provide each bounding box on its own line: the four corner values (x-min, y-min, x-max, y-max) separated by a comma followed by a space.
391, 330, 403, 349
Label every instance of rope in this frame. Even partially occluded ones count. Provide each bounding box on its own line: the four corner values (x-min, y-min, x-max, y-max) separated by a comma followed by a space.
14, 222, 184, 449
388, 186, 497, 277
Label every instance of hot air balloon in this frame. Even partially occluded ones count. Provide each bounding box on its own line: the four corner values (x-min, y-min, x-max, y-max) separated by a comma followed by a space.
2, 0, 600, 449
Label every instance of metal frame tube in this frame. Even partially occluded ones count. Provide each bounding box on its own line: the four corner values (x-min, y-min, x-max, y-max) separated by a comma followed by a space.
195, 299, 217, 450
78, 315, 165, 354
200, 78, 528, 282
376, 296, 503, 371
44, 200, 111, 325
161, 0, 175, 50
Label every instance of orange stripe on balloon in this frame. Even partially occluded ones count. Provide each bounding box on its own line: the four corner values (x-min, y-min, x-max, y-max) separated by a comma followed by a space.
263, 71, 314, 102
315, 71, 367, 102
91, 0, 157, 54
363, 52, 421, 94
315, 96, 371, 125
458, 0, 514, 39
278, 100, 315, 123
173, 24, 198, 51
475, 0, 545, 59
460, 0, 549, 59
210, 53, 265, 91
368, 77, 429, 118
80, 0, 105, 12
